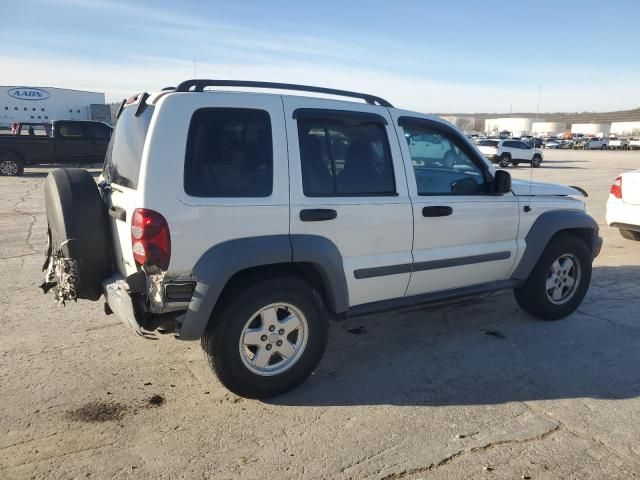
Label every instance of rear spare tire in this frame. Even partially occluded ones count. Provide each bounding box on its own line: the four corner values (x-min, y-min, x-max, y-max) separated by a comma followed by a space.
41, 168, 112, 302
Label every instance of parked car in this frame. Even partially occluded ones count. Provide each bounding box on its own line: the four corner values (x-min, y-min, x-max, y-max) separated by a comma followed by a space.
41, 80, 601, 398
559, 140, 574, 149
629, 138, 640, 150
544, 139, 562, 149
478, 139, 543, 167
606, 171, 640, 241
608, 137, 630, 150
582, 137, 609, 150
0, 120, 112, 176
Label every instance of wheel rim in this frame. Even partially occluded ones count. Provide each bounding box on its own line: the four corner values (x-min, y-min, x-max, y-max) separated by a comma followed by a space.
239, 303, 309, 376
0, 159, 19, 176
545, 254, 581, 305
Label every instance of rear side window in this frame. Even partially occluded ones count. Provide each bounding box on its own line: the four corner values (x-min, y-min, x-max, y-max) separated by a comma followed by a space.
479, 140, 498, 147
297, 115, 395, 196
184, 108, 273, 197
103, 105, 154, 189
86, 123, 112, 140
58, 123, 84, 138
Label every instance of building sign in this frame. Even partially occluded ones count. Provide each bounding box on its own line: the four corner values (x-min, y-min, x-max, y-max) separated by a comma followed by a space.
7, 87, 51, 101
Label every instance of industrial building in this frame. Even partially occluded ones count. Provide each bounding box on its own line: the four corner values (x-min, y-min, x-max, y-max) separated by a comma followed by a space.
485, 117, 533, 137
532, 122, 567, 136
610, 121, 640, 136
0, 86, 109, 128
571, 123, 611, 137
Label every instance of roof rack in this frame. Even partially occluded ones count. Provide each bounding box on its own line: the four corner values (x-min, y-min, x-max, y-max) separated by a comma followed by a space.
174, 79, 393, 108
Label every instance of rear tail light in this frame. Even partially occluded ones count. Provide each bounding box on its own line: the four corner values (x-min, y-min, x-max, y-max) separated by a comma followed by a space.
131, 208, 171, 270
611, 176, 623, 199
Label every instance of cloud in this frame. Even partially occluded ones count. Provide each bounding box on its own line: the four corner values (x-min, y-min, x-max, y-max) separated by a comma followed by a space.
4, 0, 640, 112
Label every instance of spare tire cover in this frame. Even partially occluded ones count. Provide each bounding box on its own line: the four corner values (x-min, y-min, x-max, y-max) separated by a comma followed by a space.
41, 168, 113, 302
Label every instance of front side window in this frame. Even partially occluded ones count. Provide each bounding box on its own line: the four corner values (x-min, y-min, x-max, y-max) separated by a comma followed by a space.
298, 115, 395, 196
86, 123, 112, 140
184, 108, 273, 197
403, 124, 487, 195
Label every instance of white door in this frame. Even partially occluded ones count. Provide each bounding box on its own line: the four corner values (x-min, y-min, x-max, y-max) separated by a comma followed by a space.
284, 97, 413, 307
391, 112, 520, 296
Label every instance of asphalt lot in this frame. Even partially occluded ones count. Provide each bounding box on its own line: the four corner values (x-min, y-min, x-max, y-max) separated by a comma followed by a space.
1, 150, 639, 480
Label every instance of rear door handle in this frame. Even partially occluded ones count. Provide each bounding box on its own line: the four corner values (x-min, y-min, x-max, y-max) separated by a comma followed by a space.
422, 206, 453, 217
300, 209, 337, 222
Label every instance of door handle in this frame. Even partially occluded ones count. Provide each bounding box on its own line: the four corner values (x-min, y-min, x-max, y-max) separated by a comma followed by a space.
300, 209, 337, 222
422, 206, 453, 217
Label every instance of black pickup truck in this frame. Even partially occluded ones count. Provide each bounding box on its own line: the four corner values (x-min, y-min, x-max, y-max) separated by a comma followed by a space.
0, 120, 112, 176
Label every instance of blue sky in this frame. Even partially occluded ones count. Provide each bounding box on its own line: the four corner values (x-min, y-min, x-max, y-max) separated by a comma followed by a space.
2, 0, 639, 112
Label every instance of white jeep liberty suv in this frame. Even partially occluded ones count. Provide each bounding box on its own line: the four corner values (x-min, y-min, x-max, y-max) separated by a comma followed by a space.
42, 80, 602, 398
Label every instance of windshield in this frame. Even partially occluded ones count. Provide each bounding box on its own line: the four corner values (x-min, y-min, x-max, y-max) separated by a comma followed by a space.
103, 105, 154, 189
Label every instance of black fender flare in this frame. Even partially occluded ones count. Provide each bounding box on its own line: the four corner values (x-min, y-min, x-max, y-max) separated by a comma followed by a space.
511, 209, 600, 281
178, 234, 348, 340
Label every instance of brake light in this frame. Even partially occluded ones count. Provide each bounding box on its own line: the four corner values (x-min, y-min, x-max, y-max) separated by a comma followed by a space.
131, 208, 171, 270
611, 176, 623, 199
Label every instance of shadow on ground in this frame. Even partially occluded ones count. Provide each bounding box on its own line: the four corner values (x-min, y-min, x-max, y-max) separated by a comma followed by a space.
272, 265, 640, 407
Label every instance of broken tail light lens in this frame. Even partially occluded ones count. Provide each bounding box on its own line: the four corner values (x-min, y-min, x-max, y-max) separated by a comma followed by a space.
611, 176, 623, 199
131, 208, 171, 270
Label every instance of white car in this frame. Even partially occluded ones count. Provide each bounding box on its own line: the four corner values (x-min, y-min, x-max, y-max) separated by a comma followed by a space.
478, 139, 543, 168
608, 137, 630, 150
40, 79, 601, 398
606, 171, 640, 241
629, 138, 640, 150
583, 138, 609, 150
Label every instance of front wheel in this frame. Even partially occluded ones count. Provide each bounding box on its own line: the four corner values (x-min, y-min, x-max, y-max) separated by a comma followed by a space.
514, 233, 592, 320
532, 155, 542, 168
201, 275, 329, 398
0, 156, 24, 176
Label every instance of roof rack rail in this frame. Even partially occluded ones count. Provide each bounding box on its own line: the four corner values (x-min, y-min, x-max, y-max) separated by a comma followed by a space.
174, 79, 393, 108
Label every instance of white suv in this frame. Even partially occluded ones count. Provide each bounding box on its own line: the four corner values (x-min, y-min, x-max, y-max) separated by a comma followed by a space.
477, 139, 543, 168
41, 80, 601, 398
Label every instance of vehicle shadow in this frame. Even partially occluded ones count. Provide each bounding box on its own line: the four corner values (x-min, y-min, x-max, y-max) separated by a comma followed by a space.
271, 265, 640, 407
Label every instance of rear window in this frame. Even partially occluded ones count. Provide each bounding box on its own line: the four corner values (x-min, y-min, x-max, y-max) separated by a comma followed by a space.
103, 105, 154, 189
479, 140, 499, 147
184, 108, 273, 197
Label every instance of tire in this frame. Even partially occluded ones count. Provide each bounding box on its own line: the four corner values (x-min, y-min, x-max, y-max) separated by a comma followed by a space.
531, 155, 542, 168
42, 168, 112, 301
620, 228, 640, 241
202, 275, 329, 398
514, 233, 592, 321
498, 153, 511, 168
0, 154, 24, 176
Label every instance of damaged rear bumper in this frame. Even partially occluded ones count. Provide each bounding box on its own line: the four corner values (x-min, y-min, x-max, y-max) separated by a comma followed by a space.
103, 274, 144, 335
103, 273, 188, 337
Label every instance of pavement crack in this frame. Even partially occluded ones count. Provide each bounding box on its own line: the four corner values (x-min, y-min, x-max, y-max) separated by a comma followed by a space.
380, 423, 561, 480
577, 309, 640, 335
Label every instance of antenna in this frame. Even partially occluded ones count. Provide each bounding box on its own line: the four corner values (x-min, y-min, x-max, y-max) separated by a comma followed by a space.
193, 57, 197, 78
527, 82, 543, 211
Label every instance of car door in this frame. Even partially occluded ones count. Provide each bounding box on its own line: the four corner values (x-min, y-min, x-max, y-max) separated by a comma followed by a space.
391, 112, 520, 295
84, 123, 112, 163
54, 122, 91, 164
516, 141, 533, 161
284, 97, 413, 307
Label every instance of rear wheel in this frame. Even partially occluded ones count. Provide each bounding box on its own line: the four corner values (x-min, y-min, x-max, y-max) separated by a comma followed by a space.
514, 233, 592, 320
202, 275, 329, 398
620, 228, 640, 241
498, 153, 511, 168
0, 155, 24, 176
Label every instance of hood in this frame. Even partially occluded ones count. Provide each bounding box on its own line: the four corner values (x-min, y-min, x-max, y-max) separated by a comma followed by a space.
511, 178, 586, 197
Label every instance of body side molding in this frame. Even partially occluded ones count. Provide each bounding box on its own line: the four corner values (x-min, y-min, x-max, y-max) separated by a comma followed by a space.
511, 209, 600, 281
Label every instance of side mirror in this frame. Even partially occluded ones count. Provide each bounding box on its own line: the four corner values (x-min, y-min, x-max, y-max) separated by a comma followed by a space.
493, 169, 512, 194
